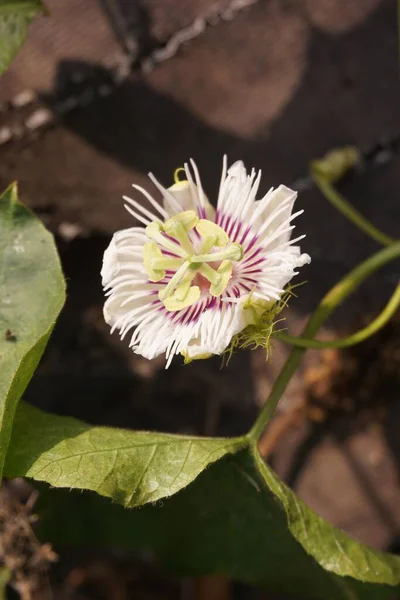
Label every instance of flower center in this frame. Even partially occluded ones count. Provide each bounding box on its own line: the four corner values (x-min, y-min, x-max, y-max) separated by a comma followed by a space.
143, 210, 243, 311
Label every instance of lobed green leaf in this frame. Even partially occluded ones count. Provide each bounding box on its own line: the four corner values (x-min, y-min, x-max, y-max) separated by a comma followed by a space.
0, 184, 65, 476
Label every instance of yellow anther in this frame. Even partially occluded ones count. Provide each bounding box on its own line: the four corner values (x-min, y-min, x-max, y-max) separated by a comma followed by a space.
210, 260, 233, 296
145, 220, 163, 238
164, 211, 198, 254
164, 210, 198, 233
145, 220, 186, 257
196, 220, 229, 247
199, 235, 217, 254
143, 242, 165, 282
164, 285, 200, 311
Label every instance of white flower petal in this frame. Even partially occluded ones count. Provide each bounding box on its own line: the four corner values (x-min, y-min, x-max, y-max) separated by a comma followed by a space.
101, 229, 146, 286
129, 297, 252, 362
101, 229, 157, 328
253, 185, 298, 247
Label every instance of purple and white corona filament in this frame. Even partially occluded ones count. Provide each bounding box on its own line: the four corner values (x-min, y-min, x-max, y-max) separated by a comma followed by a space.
101, 158, 311, 367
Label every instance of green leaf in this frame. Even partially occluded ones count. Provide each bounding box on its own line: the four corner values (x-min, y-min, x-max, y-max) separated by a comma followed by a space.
4, 402, 246, 507
6, 402, 400, 594
0, 184, 65, 476
252, 449, 400, 586
0, 0, 44, 76
35, 453, 399, 600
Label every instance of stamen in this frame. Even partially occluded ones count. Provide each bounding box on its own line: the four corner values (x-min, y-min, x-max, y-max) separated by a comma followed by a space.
143, 242, 165, 282
198, 264, 222, 287
174, 271, 196, 301
145, 221, 186, 257
164, 285, 200, 313
164, 210, 198, 233
144, 210, 244, 311
151, 257, 185, 270
196, 220, 228, 246
199, 235, 217, 254
210, 260, 233, 296
158, 261, 191, 301
164, 211, 198, 254
191, 243, 243, 264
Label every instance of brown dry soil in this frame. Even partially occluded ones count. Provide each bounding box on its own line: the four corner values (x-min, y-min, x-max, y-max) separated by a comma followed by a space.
0, 0, 400, 598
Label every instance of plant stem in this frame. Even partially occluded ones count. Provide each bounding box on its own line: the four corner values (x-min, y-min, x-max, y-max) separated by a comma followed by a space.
248, 242, 400, 443
274, 283, 400, 349
312, 170, 396, 247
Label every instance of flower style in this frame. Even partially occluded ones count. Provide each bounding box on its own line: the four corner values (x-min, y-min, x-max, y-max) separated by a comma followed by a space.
102, 157, 311, 367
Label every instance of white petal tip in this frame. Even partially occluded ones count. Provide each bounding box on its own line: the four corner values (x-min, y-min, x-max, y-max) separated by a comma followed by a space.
298, 253, 311, 266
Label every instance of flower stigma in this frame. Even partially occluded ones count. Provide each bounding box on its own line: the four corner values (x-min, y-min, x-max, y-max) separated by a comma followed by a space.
143, 209, 244, 311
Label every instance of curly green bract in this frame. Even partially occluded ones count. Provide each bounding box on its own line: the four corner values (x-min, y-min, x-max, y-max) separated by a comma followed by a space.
223, 285, 301, 365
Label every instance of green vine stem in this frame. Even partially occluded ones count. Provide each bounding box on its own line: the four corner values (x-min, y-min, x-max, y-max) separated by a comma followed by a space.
311, 169, 396, 248
274, 283, 400, 349
248, 242, 400, 443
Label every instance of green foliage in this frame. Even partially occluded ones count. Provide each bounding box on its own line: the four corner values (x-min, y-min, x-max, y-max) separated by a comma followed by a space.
5, 402, 400, 595
4, 402, 246, 507
0, 0, 44, 75
252, 451, 400, 586
0, 184, 65, 476
36, 453, 399, 600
